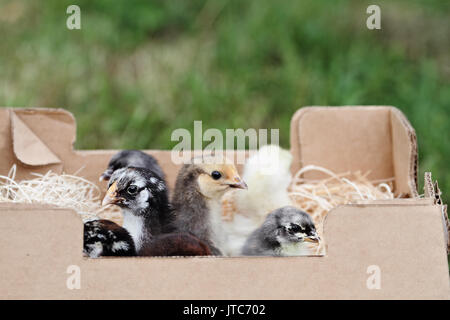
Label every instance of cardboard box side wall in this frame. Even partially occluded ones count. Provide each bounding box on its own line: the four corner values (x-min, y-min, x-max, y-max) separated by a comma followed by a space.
0, 203, 447, 299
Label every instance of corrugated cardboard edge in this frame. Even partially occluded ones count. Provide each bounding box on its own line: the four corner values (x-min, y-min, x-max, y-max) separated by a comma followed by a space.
290, 106, 418, 197
390, 107, 419, 197
425, 172, 449, 253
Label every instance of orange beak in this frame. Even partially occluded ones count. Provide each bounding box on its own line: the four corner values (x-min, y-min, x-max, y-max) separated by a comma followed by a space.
101, 181, 124, 206
304, 235, 320, 244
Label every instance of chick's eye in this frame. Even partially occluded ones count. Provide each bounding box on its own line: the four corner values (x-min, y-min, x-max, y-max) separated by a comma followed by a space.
127, 185, 138, 195
290, 224, 302, 233
211, 171, 222, 180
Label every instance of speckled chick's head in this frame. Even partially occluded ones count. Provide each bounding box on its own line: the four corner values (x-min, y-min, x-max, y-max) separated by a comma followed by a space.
272, 206, 320, 245
99, 150, 165, 182
190, 155, 247, 199
102, 167, 168, 216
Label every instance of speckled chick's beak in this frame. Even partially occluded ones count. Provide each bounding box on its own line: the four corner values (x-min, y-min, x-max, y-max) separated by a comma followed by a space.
102, 181, 123, 206
304, 235, 320, 244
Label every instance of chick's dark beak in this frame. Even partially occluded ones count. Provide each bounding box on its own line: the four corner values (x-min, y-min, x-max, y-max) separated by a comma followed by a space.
228, 177, 248, 189
102, 181, 124, 206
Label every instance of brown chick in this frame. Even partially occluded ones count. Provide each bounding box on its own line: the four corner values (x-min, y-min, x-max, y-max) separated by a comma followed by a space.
171, 155, 247, 256
140, 233, 212, 256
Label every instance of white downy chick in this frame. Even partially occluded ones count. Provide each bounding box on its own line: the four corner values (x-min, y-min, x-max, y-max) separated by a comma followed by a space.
222, 144, 293, 256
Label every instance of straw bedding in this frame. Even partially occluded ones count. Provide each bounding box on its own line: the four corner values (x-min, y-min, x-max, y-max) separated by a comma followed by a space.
0, 165, 122, 224
288, 165, 395, 254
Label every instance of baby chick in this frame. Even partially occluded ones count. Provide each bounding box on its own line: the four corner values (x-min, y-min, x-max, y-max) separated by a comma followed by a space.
102, 167, 172, 252
99, 150, 165, 182
103, 167, 211, 256
241, 206, 320, 256
171, 155, 247, 255
139, 233, 212, 256
232, 144, 293, 223
83, 219, 136, 258
222, 145, 293, 255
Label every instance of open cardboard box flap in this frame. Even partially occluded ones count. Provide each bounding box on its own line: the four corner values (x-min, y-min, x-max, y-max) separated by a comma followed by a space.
0, 106, 448, 299
290, 106, 418, 197
0, 108, 76, 179
11, 111, 62, 167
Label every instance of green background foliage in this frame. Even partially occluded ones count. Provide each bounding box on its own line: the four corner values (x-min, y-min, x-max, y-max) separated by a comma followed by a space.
0, 0, 449, 201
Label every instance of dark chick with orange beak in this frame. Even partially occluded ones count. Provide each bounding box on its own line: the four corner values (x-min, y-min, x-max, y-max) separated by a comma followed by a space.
171, 155, 247, 256
103, 167, 211, 256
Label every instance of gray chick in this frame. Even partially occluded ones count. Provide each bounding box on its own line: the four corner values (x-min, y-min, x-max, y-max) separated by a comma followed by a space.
99, 150, 165, 182
171, 155, 247, 256
242, 206, 320, 256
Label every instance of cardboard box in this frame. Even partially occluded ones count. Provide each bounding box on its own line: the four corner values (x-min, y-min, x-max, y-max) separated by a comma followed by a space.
0, 106, 448, 299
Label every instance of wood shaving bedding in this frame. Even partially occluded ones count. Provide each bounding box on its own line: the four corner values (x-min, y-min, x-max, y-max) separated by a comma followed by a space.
0, 165, 122, 224
289, 165, 396, 255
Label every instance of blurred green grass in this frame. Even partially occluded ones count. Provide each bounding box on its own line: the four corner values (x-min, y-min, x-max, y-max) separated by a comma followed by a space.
0, 0, 449, 202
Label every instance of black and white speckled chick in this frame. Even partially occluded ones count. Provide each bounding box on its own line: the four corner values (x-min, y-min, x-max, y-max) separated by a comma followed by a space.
103, 167, 211, 256
103, 167, 173, 254
99, 150, 165, 182
83, 219, 136, 258
241, 206, 320, 256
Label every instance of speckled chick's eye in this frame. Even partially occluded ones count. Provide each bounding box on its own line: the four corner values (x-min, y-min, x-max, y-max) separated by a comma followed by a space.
211, 171, 222, 180
127, 185, 138, 195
